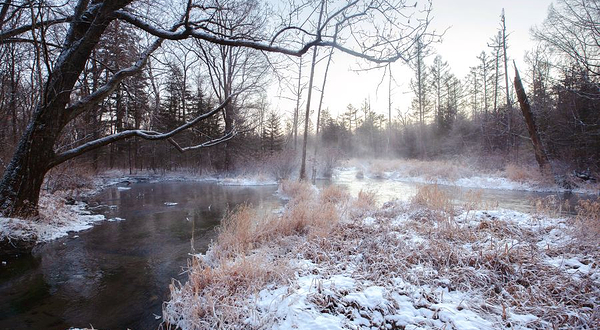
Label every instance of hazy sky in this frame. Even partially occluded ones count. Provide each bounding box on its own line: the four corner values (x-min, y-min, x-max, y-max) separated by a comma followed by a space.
271, 0, 555, 120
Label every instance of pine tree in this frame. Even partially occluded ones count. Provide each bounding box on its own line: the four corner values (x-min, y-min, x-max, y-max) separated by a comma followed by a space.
262, 111, 283, 154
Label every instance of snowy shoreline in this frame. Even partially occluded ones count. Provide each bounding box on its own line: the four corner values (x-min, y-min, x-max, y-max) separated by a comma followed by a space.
336, 165, 600, 196
163, 181, 599, 329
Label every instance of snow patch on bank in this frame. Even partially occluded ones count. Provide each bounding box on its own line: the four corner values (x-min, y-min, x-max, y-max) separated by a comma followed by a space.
0, 201, 105, 244
219, 175, 277, 186
336, 166, 599, 195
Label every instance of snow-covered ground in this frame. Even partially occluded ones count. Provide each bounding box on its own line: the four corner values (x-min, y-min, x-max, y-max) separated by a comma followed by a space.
0, 198, 105, 246
163, 182, 599, 329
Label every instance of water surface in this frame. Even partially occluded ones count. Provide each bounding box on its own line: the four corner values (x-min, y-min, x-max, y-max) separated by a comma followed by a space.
0, 181, 279, 330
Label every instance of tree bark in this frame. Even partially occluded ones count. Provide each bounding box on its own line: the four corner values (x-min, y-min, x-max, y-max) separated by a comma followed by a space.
0, 1, 126, 217
299, 0, 324, 181
513, 63, 550, 173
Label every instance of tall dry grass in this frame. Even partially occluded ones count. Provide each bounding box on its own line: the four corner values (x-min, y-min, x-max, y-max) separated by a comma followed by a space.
410, 184, 452, 212
573, 198, 600, 242
164, 181, 352, 329
532, 195, 571, 218
504, 163, 553, 185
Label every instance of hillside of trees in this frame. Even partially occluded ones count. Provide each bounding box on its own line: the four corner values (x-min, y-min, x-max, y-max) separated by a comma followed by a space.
0, 0, 598, 216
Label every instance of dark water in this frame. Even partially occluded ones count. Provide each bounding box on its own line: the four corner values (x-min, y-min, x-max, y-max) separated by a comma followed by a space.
0, 181, 279, 330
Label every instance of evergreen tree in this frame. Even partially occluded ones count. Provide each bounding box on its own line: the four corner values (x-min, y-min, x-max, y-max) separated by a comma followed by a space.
262, 111, 283, 154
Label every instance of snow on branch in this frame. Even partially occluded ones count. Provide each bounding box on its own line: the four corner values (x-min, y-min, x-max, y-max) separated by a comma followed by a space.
51, 96, 234, 167
114, 0, 435, 65
0, 17, 71, 43
66, 37, 165, 120
114, 9, 319, 57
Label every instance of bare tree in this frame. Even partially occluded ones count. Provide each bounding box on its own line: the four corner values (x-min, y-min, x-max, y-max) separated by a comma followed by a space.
0, 0, 434, 217
191, 0, 270, 171
532, 0, 600, 78
409, 35, 431, 158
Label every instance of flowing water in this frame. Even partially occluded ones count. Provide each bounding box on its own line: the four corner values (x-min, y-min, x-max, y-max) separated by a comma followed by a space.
0, 181, 280, 330
0, 173, 594, 329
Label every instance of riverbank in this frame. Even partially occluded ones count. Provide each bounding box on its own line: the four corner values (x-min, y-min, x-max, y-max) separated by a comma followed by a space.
0, 170, 279, 258
345, 158, 600, 195
163, 181, 599, 329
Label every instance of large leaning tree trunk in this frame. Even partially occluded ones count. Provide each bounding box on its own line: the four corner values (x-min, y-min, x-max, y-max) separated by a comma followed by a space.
0, 1, 130, 216
0, 0, 435, 218
513, 62, 550, 173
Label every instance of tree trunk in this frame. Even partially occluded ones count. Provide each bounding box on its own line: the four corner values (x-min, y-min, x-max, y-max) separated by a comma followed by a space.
0, 1, 124, 217
299, 0, 324, 181
513, 63, 550, 173
0, 120, 56, 216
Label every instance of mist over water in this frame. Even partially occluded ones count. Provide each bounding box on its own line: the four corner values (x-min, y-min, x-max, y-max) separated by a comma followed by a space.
0, 176, 591, 329
0, 182, 279, 330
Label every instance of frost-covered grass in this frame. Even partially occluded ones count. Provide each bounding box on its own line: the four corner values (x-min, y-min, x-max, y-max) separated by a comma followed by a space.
163, 184, 599, 329
345, 158, 600, 194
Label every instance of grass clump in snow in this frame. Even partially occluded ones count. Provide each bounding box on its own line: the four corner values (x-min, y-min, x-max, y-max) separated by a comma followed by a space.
163, 180, 351, 329
299, 192, 598, 329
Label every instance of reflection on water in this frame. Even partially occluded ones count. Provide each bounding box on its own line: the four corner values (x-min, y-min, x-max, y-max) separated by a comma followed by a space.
0, 174, 593, 329
0, 182, 279, 330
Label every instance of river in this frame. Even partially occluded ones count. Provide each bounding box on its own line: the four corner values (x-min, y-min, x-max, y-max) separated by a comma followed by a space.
0, 174, 591, 329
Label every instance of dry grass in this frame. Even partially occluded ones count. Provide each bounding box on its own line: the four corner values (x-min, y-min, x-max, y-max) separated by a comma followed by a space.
410, 184, 452, 212
532, 195, 572, 218
349, 190, 377, 219
279, 179, 314, 202
573, 198, 600, 242
299, 199, 599, 329
504, 163, 554, 186
165, 180, 598, 329
320, 185, 350, 205
164, 180, 351, 329
166, 254, 291, 329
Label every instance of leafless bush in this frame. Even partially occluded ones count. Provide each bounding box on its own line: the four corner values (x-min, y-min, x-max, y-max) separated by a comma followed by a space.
43, 162, 95, 194
264, 149, 298, 181
319, 148, 343, 179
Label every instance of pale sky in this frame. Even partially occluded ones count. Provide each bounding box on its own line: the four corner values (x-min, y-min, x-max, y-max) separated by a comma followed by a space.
271, 0, 555, 120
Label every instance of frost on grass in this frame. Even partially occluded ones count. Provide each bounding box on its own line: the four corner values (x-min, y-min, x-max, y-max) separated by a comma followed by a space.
164, 184, 599, 330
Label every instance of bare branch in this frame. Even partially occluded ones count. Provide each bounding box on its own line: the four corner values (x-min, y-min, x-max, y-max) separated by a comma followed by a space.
66, 37, 165, 120
52, 96, 234, 167
167, 129, 236, 152
0, 16, 71, 43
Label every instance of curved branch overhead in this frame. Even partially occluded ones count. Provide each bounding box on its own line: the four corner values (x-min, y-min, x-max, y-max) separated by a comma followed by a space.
0, 0, 436, 216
